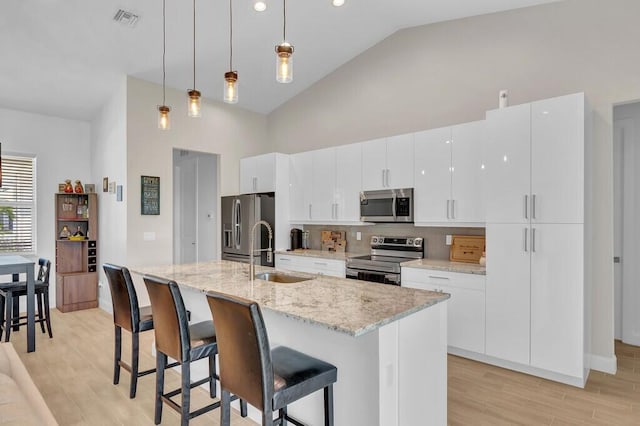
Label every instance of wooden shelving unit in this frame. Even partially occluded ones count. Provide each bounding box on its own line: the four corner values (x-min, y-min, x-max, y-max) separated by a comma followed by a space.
55, 193, 98, 312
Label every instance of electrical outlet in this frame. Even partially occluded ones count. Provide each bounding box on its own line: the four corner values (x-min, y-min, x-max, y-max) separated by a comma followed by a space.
356, 232, 362, 241
445, 235, 452, 245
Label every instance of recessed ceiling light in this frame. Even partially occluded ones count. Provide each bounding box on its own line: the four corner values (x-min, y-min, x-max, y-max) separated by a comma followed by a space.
332, 0, 345, 6
254, 1, 267, 12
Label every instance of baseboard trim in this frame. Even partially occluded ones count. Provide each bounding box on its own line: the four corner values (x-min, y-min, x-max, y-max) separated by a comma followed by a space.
590, 353, 617, 375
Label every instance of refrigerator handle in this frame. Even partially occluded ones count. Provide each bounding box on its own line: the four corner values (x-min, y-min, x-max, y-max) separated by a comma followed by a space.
234, 199, 242, 249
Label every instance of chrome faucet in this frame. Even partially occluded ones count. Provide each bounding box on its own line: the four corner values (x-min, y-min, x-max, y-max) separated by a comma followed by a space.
249, 220, 273, 279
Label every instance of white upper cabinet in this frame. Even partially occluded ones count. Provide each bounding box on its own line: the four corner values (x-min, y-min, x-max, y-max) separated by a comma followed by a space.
531, 94, 584, 224
311, 147, 336, 222
289, 152, 313, 222
240, 153, 278, 194
290, 144, 363, 224
414, 121, 484, 225
335, 143, 363, 222
362, 135, 414, 190
485, 103, 531, 223
414, 126, 452, 222
451, 121, 485, 223
485, 93, 585, 224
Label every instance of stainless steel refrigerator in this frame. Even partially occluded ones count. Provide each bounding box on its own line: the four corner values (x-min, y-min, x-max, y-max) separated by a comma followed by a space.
221, 193, 275, 267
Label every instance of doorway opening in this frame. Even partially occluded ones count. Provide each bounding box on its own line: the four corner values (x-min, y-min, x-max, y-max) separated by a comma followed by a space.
172, 149, 218, 264
613, 102, 640, 346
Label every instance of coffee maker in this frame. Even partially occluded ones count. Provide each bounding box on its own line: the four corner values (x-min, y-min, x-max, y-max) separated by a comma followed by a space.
290, 228, 303, 250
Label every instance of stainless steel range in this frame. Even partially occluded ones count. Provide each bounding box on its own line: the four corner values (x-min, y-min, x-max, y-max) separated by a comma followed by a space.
346, 236, 424, 285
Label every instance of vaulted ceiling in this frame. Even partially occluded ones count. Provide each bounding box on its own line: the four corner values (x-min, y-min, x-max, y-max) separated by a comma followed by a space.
0, 0, 558, 121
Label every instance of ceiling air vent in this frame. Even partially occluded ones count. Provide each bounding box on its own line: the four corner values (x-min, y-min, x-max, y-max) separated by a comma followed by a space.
113, 9, 140, 27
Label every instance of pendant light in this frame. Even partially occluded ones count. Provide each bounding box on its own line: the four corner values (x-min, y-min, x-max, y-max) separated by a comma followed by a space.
275, 0, 293, 83
224, 0, 238, 103
187, 0, 201, 117
254, 1, 267, 12
158, 0, 170, 129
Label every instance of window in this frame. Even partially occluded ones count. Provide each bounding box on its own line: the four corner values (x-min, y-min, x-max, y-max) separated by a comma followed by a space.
0, 155, 35, 253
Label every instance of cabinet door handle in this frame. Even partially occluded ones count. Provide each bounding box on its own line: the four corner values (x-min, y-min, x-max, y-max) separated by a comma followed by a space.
386, 169, 390, 187
334, 203, 338, 220
446, 200, 450, 219
451, 200, 456, 219
314, 262, 328, 266
532, 194, 537, 220
279, 258, 291, 261
428, 275, 450, 280
309, 204, 312, 220
523, 228, 528, 252
382, 169, 386, 187
524, 195, 529, 220
532, 228, 536, 253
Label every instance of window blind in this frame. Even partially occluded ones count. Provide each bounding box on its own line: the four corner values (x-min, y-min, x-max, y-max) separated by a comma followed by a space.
0, 156, 35, 253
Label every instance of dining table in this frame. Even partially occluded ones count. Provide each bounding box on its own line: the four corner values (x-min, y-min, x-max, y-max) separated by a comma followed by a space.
0, 255, 35, 352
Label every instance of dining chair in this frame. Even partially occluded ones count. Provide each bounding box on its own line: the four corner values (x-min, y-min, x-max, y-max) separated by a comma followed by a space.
206, 291, 337, 426
0, 258, 52, 342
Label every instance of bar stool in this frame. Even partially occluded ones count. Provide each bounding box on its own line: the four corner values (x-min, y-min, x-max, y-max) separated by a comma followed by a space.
103, 263, 181, 398
143, 275, 247, 426
206, 291, 337, 426
0, 258, 53, 342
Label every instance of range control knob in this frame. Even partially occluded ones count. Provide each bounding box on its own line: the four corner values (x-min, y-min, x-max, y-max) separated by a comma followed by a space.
414, 238, 423, 247
407, 238, 414, 245
372, 237, 379, 244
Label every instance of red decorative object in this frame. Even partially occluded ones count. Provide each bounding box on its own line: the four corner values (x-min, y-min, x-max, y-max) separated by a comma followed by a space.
74, 180, 84, 194
63, 180, 73, 193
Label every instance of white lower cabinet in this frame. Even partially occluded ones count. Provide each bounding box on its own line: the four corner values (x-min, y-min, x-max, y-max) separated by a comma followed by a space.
275, 254, 346, 278
402, 268, 486, 354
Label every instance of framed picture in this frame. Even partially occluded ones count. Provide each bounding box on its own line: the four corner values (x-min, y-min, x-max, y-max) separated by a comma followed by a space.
141, 175, 160, 215
58, 183, 66, 193
85, 184, 95, 193
103, 177, 109, 192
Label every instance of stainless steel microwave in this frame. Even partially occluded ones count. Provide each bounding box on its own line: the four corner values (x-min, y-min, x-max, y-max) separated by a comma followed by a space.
360, 188, 414, 223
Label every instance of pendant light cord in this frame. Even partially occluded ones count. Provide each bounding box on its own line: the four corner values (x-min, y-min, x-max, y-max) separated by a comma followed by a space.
193, 0, 196, 89
229, 0, 233, 71
162, 0, 166, 105
283, 0, 287, 41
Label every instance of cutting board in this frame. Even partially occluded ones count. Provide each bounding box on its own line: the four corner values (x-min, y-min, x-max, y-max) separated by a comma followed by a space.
450, 235, 485, 263
321, 230, 346, 252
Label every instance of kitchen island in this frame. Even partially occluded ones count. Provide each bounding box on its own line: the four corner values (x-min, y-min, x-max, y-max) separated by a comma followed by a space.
133, 260, 449, 426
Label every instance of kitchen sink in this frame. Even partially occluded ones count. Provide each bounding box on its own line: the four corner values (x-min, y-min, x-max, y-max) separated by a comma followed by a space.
254, 272, 312, 283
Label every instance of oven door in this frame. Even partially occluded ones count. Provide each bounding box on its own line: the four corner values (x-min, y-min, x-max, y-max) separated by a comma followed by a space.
346, 267, 401, 286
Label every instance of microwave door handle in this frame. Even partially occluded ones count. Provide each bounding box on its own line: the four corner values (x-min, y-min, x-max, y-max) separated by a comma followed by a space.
392, 193, 397, 219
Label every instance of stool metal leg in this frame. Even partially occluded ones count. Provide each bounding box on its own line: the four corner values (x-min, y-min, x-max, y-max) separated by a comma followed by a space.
181, 361, 190, 426
113, 326, 122, 385
130, 331, 140, 398
220, 389, 231, 426
208, 353, 217, 398
43, 290, 52, 338
37, 292, 45, 333
155, 351, 167, 425
324, 385, 334, 426
4, 293, 12, 342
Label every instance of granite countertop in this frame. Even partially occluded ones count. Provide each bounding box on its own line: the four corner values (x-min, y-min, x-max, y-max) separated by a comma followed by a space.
132, 260, 449, 337
274, 249, 365, 261
401, 259, 486, 275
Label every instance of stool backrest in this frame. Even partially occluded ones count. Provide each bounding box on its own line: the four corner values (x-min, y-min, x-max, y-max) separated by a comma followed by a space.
143, 275, 191, 363
36, 258, 51, 284
206, 291, 273, 411
103, 263, 142, 333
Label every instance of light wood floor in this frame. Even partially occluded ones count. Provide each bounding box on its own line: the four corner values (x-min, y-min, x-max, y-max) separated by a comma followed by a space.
9, 308, 640, 425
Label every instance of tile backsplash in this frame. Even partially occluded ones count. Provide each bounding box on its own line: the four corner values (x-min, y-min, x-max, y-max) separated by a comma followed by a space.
299, 224, 485, 260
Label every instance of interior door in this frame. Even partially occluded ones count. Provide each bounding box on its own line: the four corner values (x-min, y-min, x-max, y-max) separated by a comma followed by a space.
177, 156, 198, 263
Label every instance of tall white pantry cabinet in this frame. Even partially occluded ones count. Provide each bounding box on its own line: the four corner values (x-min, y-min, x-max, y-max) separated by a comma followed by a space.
484, 92, 590, 386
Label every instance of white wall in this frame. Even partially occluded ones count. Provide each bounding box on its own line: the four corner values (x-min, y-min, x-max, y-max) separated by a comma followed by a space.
267, 0, 637, 362
90, 76, 128, 311
0, 107, 91, 308
125, 76, 268, 283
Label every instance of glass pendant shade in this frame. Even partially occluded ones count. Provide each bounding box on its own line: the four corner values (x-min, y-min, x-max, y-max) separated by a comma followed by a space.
158, 105, 171, 130
254, 1, 266, 11
276, 43, 294, 83
187, 90, 201, 117
224, 71, 238, 104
